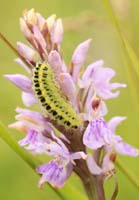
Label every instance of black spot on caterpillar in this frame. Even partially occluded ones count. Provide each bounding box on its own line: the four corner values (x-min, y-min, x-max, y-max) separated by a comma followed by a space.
32, 62, 82, 130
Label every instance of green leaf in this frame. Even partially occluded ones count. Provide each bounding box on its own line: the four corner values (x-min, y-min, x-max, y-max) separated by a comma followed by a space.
103, 0, 139, 193
0, 121, 64, 199
61, 182, 87, 200
102, 0, 139, 90
0, 121, 87, 200
116, 158, 139, 191
123, 37, 139, 78
102, 0, 139, 130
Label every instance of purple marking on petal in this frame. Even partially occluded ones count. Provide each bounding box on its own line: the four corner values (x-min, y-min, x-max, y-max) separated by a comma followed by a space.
4, 74, 32, 93
19, 129, 38, 146
19, 129, 53, 154
36, 160, 72, 188
83, 118, 115, 150
83, 119, 105, 149
22, 92, 37, 106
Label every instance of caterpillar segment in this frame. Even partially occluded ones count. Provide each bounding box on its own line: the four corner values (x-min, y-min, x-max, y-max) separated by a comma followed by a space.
32, 62, 82, 130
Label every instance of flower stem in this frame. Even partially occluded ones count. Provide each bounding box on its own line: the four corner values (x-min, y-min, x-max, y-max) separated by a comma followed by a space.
94, 176, 105, 200
74, 159, 97, 200
0, 32, 31, 68
82, 176, 97, 200
82, 173, 105, 200
74, 158, 105, 200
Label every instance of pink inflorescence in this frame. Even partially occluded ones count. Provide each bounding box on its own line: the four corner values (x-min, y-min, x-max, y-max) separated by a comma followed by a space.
5, 9, 139, 189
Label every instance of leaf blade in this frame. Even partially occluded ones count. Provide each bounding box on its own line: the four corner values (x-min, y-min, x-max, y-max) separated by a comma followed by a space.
0, 121, 87, 200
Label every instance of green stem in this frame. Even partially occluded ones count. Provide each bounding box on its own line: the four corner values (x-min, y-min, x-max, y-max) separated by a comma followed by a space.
82, 176, 97, 200
94, 176, 105, 200
74, 159, 97, 200
0, 121, 39, 168
0, 32, 31, 68
74, 158, 106, 200
116, 159, 139, 191
82, 175, 105, 200
0, 121, 65, 200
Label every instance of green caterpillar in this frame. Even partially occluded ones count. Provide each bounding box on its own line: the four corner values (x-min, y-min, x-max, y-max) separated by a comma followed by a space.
32, 62, 82, 130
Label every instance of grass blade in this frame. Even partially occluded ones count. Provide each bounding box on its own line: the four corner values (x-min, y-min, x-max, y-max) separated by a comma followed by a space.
116, 159, 139, 191
0, 121, 65, 200
102, 0, 139, 82
103, 0, 139, 193
0, 121, 87, 200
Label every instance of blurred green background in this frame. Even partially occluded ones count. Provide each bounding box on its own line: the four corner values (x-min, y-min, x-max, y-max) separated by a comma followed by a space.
0, 0, 139, 199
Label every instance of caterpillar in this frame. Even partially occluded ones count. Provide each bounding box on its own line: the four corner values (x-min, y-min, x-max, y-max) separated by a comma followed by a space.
32, 62, 82, 130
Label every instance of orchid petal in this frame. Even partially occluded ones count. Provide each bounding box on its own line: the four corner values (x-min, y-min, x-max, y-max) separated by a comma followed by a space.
59, 73, 77, 110
24, 9, 37, 25
32, 25, 47, 49
15, 107, 52, 133
82, 60, 104, 82
102, 152, 115, 179
22, 92, 37, 106
51, 18, 63, 45
19, 129, 38, 146
36, 13, 46, 31
46, 14, 56, 31
83, 119, 106, 149
20, 18, 32, 39
8, 121, 28, 133
114, 138, 139, 157
48, 50, 62, 76
4, 74, 32, 93
36, 160, 72, 188
108, 116, 126, 133
72, 39, 92, 66
14, 58, 32, 74
71, 152, 87, 160
71, 39, 92, 82
87, 154, 102, 175
17, 42, 41, 62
